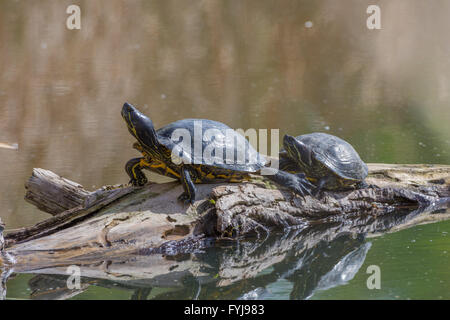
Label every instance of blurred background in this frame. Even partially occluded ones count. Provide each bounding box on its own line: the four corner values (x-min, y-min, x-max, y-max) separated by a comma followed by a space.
0, 0, 449, 228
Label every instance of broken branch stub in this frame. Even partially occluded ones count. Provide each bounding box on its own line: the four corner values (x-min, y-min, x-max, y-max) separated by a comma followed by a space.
24, 168, 91, 215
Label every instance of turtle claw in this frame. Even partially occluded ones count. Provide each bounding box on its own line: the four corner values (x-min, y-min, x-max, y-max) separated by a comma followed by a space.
177, 192, 195, 205
292, 173, 315, 198
129, 175, 148, 187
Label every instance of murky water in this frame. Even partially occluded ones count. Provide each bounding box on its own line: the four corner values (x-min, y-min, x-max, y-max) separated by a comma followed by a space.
1, 0, 449, 299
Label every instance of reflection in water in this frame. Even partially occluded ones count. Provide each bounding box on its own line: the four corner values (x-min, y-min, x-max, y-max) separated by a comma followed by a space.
237, 232, 369, 300
0, 268, 13, 300
310, 242, 372, 297
2, 201, 448, 300
28, 274, 89, 300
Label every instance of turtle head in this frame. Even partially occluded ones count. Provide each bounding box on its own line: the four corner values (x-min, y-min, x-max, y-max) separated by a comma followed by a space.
283, 134, 312, 167
122, 102, 159, 150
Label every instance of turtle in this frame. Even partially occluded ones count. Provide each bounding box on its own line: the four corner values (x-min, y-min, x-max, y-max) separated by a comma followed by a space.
121, 102, 314, 203
279, 132, 369, 192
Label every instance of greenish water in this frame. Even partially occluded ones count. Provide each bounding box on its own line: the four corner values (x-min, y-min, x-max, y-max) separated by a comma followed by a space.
312, 219, 450, 300
0, 0, 449, 300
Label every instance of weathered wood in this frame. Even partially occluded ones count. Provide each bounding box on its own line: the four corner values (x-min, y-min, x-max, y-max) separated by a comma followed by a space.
24, 168, 91, 215
365, 164, 450, 198
5, 169, 133, 246
0, 164, 449, 272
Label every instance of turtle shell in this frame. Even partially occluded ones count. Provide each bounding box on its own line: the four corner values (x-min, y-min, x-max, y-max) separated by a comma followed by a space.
156, 119, 267, 172
296, 133, 368, 181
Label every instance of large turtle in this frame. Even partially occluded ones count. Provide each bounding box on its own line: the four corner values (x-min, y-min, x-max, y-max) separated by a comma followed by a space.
122, 102, 314, 203
280, 132, 369, 192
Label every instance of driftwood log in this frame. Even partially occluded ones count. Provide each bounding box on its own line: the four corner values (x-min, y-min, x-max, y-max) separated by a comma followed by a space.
0, 164, 449, 295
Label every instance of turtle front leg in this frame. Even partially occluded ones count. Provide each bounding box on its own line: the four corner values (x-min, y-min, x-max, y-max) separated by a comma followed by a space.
313, 175, 335, 197
266, 170, 316, 198
125, 157, 149, 186
178, 165, 197, 204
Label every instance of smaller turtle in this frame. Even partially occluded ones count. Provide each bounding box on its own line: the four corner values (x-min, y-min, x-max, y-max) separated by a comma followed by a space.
280, 132, 369, 192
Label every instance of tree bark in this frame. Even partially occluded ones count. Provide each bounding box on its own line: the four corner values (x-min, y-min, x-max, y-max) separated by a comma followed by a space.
24, 168, 91, 215
0, 164, 449, 271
